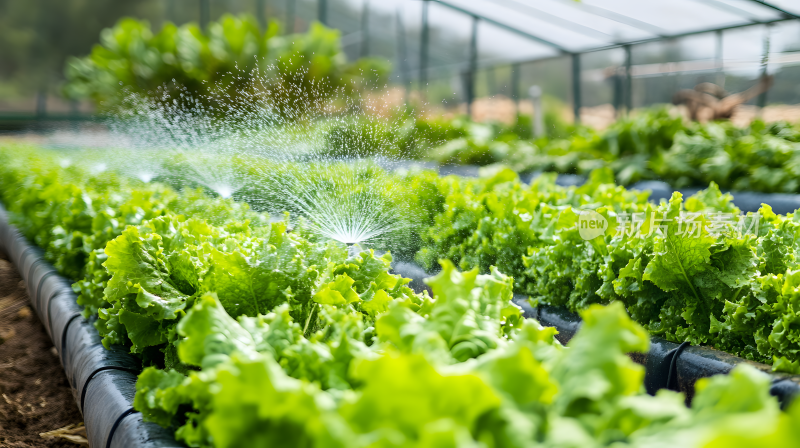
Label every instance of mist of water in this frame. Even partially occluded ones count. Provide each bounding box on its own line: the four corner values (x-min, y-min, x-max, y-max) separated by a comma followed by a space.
56, 67, 428, 249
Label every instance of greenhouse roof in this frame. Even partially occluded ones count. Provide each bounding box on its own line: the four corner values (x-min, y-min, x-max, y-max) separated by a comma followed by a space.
434, 0, 800, 55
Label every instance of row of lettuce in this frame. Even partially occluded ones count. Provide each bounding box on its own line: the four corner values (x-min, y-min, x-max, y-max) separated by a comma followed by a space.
414, 166, 800, 372
232, 105, 800, 195
422, 108, 800, 194
3, 143, 800, 447
204, 106, 800, 196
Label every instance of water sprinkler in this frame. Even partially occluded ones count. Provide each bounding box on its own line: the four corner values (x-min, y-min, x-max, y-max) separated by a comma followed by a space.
215, 185, 234, 199
138, 172, 154, 183
347, 242, 365, 258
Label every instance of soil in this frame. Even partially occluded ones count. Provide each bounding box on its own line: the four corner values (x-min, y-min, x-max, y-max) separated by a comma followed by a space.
0, 250, 85, 447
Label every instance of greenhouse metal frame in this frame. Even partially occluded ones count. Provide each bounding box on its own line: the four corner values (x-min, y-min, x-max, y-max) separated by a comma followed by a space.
405, 0, 800, 120
191, 0, 800, 117
5, 0, 800, 124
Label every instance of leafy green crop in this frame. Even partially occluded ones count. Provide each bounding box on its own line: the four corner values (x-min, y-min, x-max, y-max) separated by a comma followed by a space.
422, 108, 800, 194
652, 120, 800, 193
521, 186, 800, 369
424, 108, 681, 178
5, 141, 800, 447
415, 167, 650, 286
416, 161, 800, 371
134, 283, 800, 448
0, 144, 422, 372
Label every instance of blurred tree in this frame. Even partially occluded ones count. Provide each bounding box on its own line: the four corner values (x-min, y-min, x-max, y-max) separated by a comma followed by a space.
62, 14, 391, 118
0, 0, 165, 98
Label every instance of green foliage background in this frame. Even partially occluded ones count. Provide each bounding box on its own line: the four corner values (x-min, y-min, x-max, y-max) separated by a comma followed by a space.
63, 14, 391, 115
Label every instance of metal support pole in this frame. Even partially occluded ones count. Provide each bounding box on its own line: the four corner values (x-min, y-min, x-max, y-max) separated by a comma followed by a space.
511, 62, 520, 104
466, 16, 479, 116
487, 65, 496, 97
200, 0, 210, 30
34, 5, 48, 120
70, 100, 79, 131
624, 44, 632, 113
319, 0, 327, 26
396, 10, 411, 95
256, 0, 266, 30
529, 85, 544, 138
715, 30, 724, 87
361, 0, 370, 57
612, 67, 623, 118
166, 0, 176, 23
286, 0, 296, 33
419, 0, 430, 92
757, 25, 771, 109
572, 53, 581, 124
35, 91, 46, 119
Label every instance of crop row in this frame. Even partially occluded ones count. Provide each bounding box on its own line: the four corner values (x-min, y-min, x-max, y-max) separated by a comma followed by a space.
10, 141, 800, 371
414, 165, 800, 372
424, 109, 800, 194
2, 142, 800, 446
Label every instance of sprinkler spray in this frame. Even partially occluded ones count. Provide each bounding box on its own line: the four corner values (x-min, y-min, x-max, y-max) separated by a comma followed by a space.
347, 242, 365, 258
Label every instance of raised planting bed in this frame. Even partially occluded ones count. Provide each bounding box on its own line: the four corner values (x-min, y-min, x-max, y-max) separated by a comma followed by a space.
631, 180, 800, 215
0, 206, 180, 448
0, 250, 85, 448
423, 109, 800, 204
9, 210, 800, 447
425, 163, 800, 215
393, 262, 800, 407
414, 165, 800, 376
6, 143, 800, 446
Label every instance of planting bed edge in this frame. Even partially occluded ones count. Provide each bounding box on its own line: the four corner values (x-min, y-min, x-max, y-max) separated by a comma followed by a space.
0, 205, 182, 448
392, 261, 800, 407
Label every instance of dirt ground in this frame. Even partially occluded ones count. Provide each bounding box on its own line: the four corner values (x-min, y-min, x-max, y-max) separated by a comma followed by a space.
0, 251, 85, 447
